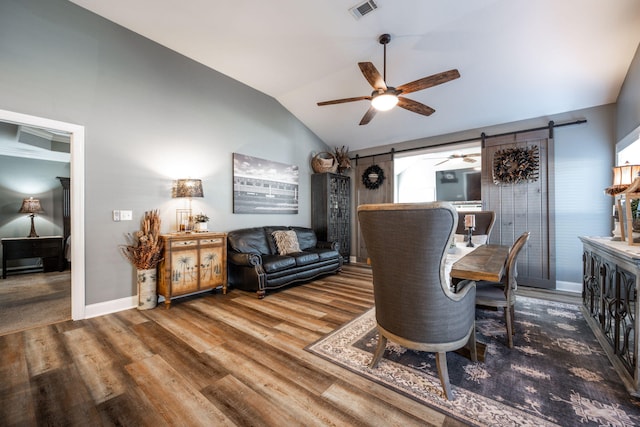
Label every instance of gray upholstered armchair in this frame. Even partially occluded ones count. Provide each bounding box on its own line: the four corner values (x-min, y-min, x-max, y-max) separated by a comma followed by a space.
358, 202, 477, 400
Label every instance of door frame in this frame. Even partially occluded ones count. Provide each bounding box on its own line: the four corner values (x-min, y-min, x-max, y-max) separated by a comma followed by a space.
0, 109, 85, 320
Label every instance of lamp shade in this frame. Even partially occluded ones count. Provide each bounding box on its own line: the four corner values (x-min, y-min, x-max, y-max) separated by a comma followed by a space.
172, 179, 204, 198
19, 197, 43, 214
606, 164, 640, 195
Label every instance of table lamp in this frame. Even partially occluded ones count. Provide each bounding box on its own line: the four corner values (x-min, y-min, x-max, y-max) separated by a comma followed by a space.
605, 163, 640, 241
19, 197, 43, 238
172, 179, 204, 232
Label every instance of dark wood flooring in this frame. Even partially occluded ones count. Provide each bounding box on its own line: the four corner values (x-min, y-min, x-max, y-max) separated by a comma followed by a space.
0, 264, 579, 426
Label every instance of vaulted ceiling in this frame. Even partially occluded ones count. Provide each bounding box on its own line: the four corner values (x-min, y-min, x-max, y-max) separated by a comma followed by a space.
68, 0, 640, 152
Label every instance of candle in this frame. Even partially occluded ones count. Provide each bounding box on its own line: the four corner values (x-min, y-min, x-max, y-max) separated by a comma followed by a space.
464, 214, 476, 228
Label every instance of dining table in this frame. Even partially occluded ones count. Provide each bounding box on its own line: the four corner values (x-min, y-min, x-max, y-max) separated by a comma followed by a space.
445, 242, 511, 361
449, 243, 511, 284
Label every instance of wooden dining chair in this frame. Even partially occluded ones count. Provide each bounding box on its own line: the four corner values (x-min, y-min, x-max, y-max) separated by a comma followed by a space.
358, 202, 477, 400
455, 210, 496, 244
475, 231, 530, 348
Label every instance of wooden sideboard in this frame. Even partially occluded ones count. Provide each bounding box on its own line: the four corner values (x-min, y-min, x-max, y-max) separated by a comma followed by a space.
580, 236, 639, 396
1, 236, 65, 279
157, 232, 227, 308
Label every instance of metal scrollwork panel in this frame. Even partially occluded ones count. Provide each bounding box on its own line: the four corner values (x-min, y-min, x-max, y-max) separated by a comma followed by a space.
582, 250, 601, 319
617, 267, 637, 375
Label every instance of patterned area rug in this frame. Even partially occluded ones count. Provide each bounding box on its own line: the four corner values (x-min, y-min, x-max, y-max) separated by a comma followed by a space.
307, 297, 640, 426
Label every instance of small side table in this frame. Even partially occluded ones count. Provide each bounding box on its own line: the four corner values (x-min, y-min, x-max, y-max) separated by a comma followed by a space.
1, 236, 65, 279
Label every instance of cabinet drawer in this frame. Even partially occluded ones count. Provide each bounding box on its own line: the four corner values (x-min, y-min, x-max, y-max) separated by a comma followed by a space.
200, 238, 223, 246
3, 239, 62, 259
170, 239, 198, 248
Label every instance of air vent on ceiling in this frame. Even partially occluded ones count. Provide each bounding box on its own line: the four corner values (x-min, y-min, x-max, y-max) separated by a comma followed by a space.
349, 0, 378, 19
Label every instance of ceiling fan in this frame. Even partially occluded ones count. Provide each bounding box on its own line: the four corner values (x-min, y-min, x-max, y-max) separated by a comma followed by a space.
434, 153, 481, 166
317, 33, 460, 125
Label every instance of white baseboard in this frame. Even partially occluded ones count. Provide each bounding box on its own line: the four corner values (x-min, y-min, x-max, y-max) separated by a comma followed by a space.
81, 280, 582, 319
84, 295, 137, 319
556, 280, 581, 294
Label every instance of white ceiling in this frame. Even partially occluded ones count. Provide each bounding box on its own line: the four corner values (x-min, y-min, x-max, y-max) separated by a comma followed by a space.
68, 0, 640, 152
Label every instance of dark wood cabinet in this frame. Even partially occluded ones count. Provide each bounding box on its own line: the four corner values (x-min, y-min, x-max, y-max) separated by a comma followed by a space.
1, 236, 65, 279
311, 173, 350, 263
580, 237, 639, 396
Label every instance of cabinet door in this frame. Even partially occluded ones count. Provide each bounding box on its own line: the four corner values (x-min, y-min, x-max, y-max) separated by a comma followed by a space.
582, 250, 601, 319
329, 174, 350, 262
169, 241, 200, 295
616, 267, 636, 376
199, 240, 225, 289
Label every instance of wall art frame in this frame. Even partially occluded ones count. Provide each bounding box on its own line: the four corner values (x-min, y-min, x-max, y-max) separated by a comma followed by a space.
233, 153, 299, 214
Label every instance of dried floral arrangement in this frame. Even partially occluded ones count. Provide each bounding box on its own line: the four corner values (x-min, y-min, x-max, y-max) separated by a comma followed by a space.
492, 145, 539, 184
334, 145, 351, 174
121, 210, 163, 269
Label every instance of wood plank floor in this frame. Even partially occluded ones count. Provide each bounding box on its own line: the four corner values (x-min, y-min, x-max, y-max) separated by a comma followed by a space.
0, 264, 579, 426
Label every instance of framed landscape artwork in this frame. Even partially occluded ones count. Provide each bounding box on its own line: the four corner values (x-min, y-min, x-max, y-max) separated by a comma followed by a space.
233, 153, 299, 214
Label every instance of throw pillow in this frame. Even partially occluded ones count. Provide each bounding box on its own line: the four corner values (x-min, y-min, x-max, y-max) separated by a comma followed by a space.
272, 230, 301, 255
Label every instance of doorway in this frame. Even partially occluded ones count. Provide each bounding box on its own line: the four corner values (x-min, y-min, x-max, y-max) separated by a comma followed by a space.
0, 109, 85, 320
394, 141, 482, 206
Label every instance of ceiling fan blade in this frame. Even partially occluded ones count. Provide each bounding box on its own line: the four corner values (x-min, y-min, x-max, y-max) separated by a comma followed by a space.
463, 157, 477, 163
358, 62, 387, 90
397, 97, 435, 116
396, 69, 460, 95
359, 106, 377, 125
317, 96, 371, 106
435, 159, 450, 166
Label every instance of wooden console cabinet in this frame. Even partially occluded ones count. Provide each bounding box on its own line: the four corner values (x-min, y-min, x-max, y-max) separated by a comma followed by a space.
157, 232, 227, 308
580, 236, 639, 396
1, 236, 65, 279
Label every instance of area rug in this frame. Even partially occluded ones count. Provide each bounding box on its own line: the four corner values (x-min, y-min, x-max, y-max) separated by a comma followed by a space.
307, 297, 640, 426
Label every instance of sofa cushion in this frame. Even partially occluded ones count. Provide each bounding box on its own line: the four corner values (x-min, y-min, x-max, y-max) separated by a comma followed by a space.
272, 230, 301, 255
262, 254, 296, 273
306, 247, 340, 261
228, 227, 271, 255
290, 226, 318, 251
292, 251, 320, 266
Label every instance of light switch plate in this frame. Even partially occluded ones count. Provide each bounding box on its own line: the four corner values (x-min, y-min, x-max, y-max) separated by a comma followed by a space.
112, 210, 121, 221
121, 210, 133, 221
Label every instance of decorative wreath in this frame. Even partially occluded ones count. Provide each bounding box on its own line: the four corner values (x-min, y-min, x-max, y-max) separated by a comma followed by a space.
362, 164, 385, 190
493, 146, 540, 184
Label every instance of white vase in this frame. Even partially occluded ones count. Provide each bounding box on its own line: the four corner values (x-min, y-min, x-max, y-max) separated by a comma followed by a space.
137, 268, 157, 310
195, 222, 208, 232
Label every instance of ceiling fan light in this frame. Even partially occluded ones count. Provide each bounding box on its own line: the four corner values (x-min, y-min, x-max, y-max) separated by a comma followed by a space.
371, 93, 398, 111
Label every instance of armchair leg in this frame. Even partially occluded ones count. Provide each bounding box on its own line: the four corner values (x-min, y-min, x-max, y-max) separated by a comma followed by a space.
369, 332, 387, 368
435, 352, 454, 400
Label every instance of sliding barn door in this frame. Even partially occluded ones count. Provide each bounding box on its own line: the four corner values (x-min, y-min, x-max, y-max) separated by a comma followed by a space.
482, 128, 555, 289
354, 155, 394, 263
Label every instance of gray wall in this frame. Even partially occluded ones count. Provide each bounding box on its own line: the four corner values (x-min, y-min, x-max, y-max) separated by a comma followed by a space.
0, 154, 68, 240
351, 104, 616, 285
0, 0, 329, 304
0, 122, 70, 267
617, 43, 640, 141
